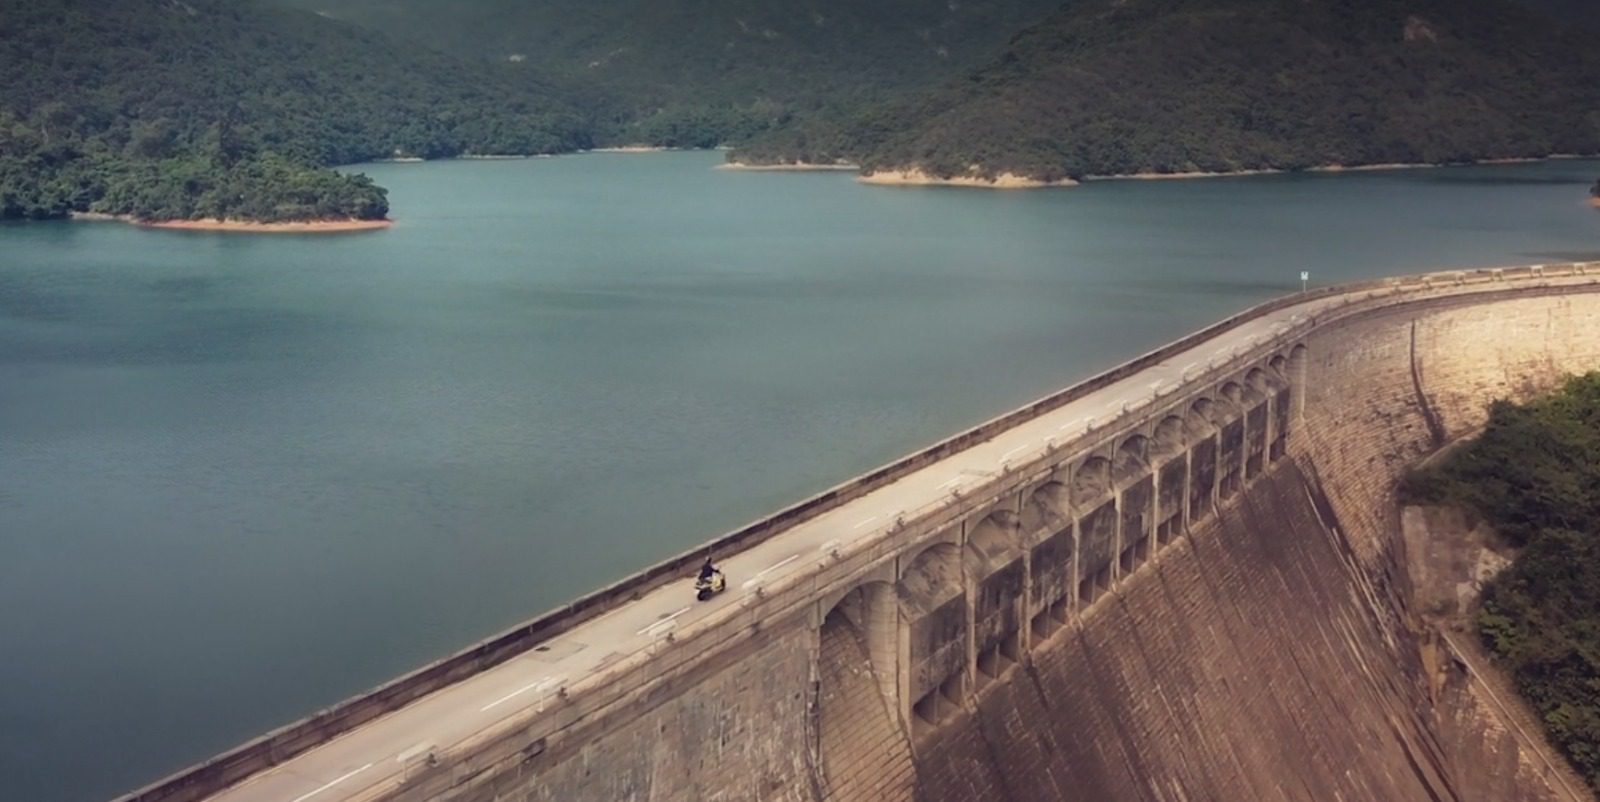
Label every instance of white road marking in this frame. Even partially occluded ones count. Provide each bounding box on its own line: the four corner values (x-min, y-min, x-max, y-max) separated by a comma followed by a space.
939, 476, 963, 489
1181, 362, 1199, 372
289, 764, 373, 802
741, 554, 800, 588
818, 538, 841, 553
852, 516, 878, 529
635, 606, 691, 637
1057, 417, 1086, 431
1000, 445, 1030, 462
396, 743, 434, 764
480, 674, 565, 712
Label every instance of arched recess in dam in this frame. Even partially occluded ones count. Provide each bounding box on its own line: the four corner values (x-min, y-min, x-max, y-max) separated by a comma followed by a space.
1268, 356, 1293, 459
1244, 368, 1275, 477
1216, 382, 1247, 499
1113, 434, 1153, 576
816, 580, 910, 801
1021, 478, 1073, 639
899, 542, 966, 733
1071, 455, 1116, 605
964, 509, 1024, 684
1187, 397, 1221, 525
1151, 415, 1189, 546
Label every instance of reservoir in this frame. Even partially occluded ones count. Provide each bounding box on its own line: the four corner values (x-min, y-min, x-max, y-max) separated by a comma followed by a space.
2, 151, 1597, 802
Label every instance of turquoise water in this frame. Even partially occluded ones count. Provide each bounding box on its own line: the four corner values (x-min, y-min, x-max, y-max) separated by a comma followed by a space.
2, 151, 1598, 801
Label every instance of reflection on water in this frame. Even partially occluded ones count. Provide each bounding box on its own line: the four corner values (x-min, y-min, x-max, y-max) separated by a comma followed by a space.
1, 152, 1598, 802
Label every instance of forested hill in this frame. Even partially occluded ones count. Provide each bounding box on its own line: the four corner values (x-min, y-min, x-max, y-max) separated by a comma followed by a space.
277, 0, 1063, 148
735, 0, 1600, 182
0, 0, 591, 223
1520, 0, 1600, 30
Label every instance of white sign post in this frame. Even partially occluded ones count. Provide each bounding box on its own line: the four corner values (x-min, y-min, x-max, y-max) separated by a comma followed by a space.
1300, 270, 1310, 293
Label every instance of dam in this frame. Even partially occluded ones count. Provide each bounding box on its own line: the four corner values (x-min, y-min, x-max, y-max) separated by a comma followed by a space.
117, 264, 1600, 802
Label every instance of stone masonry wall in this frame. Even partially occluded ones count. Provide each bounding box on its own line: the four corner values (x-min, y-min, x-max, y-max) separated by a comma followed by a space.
1299, 292, 1600, 567
817, 616, 915, 802
483, 620, 818, 802
912, 461, 1461, 802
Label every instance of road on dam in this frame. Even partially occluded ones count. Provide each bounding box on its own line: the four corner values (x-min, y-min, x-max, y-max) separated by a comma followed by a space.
195, 292, 1344, 802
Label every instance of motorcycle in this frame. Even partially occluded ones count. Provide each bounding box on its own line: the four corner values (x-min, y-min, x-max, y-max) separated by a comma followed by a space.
694, 569, 726, 601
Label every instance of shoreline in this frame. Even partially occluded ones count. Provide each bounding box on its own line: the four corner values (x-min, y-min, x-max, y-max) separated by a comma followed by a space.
71, 212, 392, 233
718, 161, 860, 172
846, 153, 1598, 190
857, 168, 1077, 189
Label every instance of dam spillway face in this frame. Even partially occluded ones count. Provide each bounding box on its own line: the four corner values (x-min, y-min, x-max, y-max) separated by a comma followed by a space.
127, 269, 1600, 802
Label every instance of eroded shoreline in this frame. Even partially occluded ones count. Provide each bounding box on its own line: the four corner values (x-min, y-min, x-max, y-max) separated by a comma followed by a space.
72, 212, 392, 233
767, 152, 1599, 190
857, 168, 1077, 189
717, 161, 860, 172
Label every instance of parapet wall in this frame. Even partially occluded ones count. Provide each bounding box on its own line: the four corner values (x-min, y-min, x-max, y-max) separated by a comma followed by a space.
125, 264, 1600, 802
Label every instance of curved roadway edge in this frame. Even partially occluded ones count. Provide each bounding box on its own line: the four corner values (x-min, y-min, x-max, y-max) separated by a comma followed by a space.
115, 262, 1600, 802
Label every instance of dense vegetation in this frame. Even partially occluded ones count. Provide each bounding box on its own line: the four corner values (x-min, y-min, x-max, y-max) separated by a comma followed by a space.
1403, 373, 1600, 790
734, 0, 1600, 180
276, 0, 1063, 148
0, 0, 591, 222
1520, 0, 1600, 30
9, 0, 1600, 221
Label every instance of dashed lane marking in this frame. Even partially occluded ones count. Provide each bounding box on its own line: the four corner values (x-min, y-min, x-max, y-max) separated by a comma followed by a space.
635, 606, 691, 637
480, 675, 565, 712
289, 764, 373, 802
741, 554, 799, 588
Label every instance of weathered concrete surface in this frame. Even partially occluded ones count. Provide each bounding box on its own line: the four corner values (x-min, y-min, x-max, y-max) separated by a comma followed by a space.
499, 620, 818, 802
914, 461, 1455, 801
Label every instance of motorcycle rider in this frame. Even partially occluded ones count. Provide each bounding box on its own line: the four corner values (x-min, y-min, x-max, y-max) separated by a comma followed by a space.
698, 555, 718, 582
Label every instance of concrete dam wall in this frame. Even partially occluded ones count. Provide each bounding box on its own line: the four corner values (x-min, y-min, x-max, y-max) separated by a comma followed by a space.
128, 267, 1600, 802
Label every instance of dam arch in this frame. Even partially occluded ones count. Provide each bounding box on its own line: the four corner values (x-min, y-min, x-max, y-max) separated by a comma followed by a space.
1216, 383, 1247, 499
1072, 455, 1117, 605
1022, 478, 1075, 638
1186, 397, 1222, 527
1152, 416, 1190, 545
965, 510, 1024, 683
1115, 435, 1155, 575
899, 543, 966, 731
816, 580, 911, 801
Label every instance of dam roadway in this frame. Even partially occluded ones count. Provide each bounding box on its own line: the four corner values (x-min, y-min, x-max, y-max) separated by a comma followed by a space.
122, 263, 1600, 802
187, 293, 1341, 802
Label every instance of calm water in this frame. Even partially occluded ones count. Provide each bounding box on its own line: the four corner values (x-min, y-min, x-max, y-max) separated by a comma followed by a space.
3, 152, 1598, 801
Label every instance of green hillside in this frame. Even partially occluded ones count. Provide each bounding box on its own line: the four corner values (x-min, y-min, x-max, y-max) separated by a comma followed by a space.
1519, 0, 1600, 30
735, 0, 1600, 181
277, 0, 1063, 147
0, 0, 591, 222
1403, 373, 1600, 790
